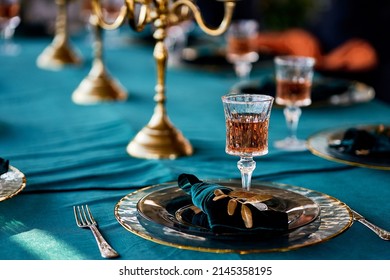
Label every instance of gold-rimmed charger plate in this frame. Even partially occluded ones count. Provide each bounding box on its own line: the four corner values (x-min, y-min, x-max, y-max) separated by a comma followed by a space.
115, 180, 353, 254
0, 166, 26, 202
307, 124, 390, 170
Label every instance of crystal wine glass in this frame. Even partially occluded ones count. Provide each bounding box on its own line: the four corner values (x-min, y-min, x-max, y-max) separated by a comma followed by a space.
222, 94, 274, 191
0, 0, 20, 56
101, 0, 127, 48
274, 55, 315, 151
225, 19, 259, 81
165, 20, 194, 67
81, 0, 124, 48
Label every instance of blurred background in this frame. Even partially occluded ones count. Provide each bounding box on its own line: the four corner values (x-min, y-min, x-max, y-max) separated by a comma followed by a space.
8, 0, 390, 104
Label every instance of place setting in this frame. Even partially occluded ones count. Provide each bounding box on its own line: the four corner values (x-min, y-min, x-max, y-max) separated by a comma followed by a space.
0, 157, 26, 202
232, 74, 375, 108
180, 19, 375, 108
110, 47, 390, 253
307, 123, 390, 170
114, 176, 354, 253
112, 92, 388, 254
229, 45, 375, 109
230, 53, 388, 167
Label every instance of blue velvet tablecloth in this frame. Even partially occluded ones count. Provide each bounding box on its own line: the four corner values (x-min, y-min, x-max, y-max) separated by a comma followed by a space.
0, 34, 389, 260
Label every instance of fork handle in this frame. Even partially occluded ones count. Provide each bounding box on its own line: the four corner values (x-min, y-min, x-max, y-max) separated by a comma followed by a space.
355, 218, 390, 241
90, 225, 119, 258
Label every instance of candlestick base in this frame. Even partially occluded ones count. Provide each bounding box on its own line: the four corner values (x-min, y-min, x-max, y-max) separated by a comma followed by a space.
127, 117, 193, 159
72, 65, 127, 104
36, 41, 82, 70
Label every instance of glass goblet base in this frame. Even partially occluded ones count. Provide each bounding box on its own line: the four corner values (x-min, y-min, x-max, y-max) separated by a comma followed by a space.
0, 42, 20, 56
274, 137, 307, 151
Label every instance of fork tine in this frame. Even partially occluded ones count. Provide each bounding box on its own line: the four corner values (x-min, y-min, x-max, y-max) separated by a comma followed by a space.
85, 205, 96, 224
73, 206, 81, 226
81, 205, 89, 225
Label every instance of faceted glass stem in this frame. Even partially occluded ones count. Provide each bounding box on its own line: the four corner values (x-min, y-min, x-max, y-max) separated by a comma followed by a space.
237, 156, 256, 191
234, 61, 252, 80
284, 105, 302, 141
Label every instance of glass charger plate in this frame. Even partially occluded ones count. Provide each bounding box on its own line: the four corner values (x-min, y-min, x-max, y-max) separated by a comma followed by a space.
115, 180, 353, 253
307, 124, 390, 170
231, 76, 375, 107
0, 166, 26, 202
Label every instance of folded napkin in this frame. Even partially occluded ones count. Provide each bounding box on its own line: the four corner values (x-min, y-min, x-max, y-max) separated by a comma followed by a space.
178, 174, 289, 234
329, 127, 390, 157
0, 158, 9, 175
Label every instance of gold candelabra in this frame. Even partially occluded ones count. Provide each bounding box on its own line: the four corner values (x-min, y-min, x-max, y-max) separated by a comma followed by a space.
91, 0, 236, 159
36, 0, 82, 70
72, 14, 127, 104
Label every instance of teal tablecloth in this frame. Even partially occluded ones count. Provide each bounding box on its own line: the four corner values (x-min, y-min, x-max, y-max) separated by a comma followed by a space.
0, 34, 389, 260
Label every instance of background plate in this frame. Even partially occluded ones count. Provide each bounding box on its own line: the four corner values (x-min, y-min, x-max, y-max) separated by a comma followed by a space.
0, 166, 26, 202
307, 124, 390, 170
231, 76, 375, 107
115, 180, 353, 254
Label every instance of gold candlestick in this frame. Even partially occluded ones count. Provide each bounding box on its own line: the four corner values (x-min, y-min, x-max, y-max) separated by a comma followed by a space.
92, 0, 236, 159
72, 15, 127, 104
37, 0, 82, 70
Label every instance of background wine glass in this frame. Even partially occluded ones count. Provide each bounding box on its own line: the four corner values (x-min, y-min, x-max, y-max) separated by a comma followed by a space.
274, 55, 315, 151
100, 0, 127, 48
0, 0, 20, 56
165, 20, 194, 67
81, 0, 125, 48
222, 94, 274, 191
225, 19, 259, 81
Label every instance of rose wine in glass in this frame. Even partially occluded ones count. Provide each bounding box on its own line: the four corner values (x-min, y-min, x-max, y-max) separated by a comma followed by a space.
0, 0, 20, 55
226, 20, 259, 81
226, 115, 269, 156
274, 56, 315, 151
222, 94, 274, 191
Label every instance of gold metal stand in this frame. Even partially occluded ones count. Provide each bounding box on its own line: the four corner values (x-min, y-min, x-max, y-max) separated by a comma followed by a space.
72, 16, 127, 104
36, 0, 82, 70
92, 0, 236, 159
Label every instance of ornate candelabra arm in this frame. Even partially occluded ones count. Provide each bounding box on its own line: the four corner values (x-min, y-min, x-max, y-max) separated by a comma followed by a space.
171, 0, 236, 36
91, 0, 128, 30
89, 0, 236, 159
126, 0, 151, 31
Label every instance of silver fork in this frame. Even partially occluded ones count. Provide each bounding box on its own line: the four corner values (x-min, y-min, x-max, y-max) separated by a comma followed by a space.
73, 205, 119, 258
352, 209, 390, 241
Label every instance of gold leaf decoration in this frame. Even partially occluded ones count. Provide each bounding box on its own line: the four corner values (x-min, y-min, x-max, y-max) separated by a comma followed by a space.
227, 199, 237, 216
241, 204, 253, 228
214, 189, 225, 196
213, 189, 228, 201
212, 188, 273, 228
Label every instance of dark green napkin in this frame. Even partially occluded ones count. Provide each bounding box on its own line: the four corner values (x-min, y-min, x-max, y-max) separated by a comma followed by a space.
0, 158, 9, 175
178, 174, 289, 234
329, 127, 390, 157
